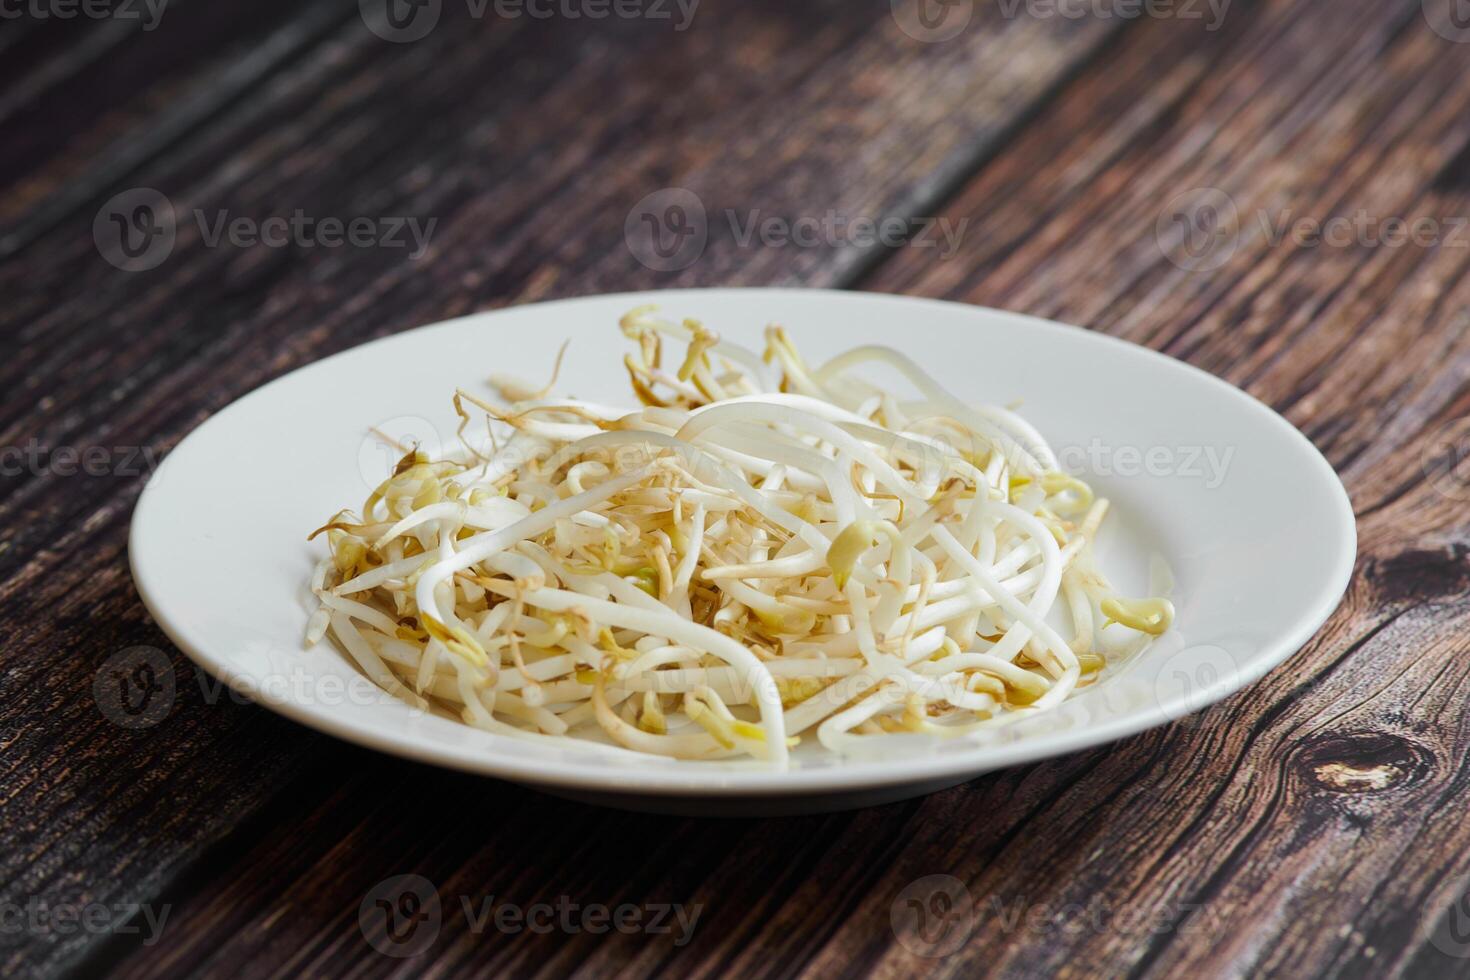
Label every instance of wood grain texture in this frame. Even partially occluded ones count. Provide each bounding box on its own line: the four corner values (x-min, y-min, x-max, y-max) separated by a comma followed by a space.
5, 0, 1468, 976
863, 0, 1470, 977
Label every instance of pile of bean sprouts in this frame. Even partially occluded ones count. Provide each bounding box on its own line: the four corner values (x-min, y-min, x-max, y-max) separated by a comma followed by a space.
306, 308, 1174, 767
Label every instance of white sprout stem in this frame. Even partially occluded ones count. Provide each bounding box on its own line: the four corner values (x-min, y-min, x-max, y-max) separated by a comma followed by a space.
512, 587, 787, 766
413, 468, 651, 636
310, 313, 1174, 767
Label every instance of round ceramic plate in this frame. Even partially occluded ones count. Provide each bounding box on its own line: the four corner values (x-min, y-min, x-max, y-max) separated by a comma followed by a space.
129, 289, 1356, 814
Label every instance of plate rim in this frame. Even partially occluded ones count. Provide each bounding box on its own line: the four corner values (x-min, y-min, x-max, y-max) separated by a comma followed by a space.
129, 287, 1358, 797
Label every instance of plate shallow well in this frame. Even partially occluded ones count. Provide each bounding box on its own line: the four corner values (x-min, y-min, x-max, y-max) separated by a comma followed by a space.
130, 289, 1356, 814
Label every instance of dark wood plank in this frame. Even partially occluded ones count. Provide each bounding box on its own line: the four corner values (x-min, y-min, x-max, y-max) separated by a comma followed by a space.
855, 0, 1470, 976
0, 0, 354, 239
77, 1, 1470, 978
0, 2, 1120, 976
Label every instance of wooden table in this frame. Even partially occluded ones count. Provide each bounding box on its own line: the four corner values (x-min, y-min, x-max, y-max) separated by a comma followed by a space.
5, 1, 1470, 976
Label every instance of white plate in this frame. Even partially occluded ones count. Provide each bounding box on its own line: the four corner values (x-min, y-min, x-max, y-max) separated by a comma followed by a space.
129, 289, 1356, 814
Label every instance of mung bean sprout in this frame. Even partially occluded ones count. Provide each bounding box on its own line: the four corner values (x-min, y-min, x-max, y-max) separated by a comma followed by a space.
305, 308, 1174, 767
